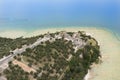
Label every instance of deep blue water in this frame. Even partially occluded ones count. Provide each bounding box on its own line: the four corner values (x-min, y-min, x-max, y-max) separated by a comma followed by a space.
0, 0, 120, 35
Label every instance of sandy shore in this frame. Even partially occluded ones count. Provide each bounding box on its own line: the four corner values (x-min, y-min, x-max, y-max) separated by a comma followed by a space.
0, 30, 26, 39
0, 27, 120, 80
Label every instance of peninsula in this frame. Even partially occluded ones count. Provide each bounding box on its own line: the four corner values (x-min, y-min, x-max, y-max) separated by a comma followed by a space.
0, 30, 101, 80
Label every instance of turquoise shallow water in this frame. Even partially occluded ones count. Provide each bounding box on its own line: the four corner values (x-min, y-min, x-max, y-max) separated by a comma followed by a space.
0, 0, 120, 42
0, 0, 120, 36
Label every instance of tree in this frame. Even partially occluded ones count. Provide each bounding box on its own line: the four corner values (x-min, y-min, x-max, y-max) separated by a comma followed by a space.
26, 48, 32, 53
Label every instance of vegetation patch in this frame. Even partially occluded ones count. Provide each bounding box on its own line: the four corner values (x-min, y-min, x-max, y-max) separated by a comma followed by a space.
1, 31, 101, 80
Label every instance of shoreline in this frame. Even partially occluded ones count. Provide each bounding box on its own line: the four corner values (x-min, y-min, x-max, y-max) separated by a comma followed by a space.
0, 30, 27, 39
0, 27, 120, 80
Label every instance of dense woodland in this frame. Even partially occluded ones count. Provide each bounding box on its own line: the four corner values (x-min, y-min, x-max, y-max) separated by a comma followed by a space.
1, 31, 101, 80
0, 35, 42, 58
